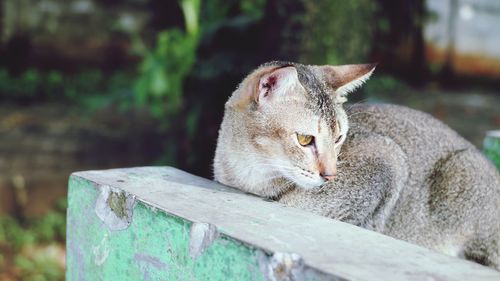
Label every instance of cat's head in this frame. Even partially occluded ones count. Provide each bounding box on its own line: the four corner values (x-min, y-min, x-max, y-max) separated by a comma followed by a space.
214, 61, 375, 197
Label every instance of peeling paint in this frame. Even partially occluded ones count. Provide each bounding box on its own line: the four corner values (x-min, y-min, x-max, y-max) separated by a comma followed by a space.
93, 235, 110, 266
95, 185, 135, 231
68, 176, 264, 281
189, 222, 219, 260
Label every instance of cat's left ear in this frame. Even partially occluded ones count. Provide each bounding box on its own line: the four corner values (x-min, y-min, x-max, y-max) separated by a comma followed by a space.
315, 63, 377, 103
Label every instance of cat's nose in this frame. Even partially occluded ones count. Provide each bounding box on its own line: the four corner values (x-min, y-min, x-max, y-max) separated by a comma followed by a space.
318, 159, 337, 181
320, 172, 336, 181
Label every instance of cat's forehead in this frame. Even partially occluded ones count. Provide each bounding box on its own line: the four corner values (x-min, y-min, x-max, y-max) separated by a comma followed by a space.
265, 61, 336, 119
295, 64, 334, 117
270, 100, 335, 134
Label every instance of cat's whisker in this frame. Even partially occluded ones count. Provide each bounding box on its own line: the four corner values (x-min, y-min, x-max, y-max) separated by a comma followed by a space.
346, 99, 369, 110
243, 163, 295, 174
226, 152, 290, 166
230, 156, 293, 170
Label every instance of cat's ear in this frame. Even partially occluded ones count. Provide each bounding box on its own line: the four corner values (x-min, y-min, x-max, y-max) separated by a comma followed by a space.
229, 65, 299, 110
316, 63, 376, 103
256, 66, 298, 105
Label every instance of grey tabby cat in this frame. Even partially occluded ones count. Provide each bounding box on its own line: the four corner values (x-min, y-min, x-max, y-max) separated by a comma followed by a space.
213, 61, 500, 269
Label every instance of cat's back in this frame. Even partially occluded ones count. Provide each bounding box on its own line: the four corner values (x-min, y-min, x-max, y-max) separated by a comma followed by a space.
346, 103, 498, 193
346, 103, 500, 250
347, 103, 472, 157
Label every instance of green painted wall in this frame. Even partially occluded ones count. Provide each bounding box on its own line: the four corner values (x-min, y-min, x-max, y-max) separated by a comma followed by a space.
66, 176, 266, 281
484, 131, 500, 169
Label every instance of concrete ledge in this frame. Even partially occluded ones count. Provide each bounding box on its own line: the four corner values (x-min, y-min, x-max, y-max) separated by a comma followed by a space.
66, 166, 500, 281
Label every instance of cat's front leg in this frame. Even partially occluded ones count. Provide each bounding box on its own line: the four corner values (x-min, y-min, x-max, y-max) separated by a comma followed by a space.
279, 132, 408, 232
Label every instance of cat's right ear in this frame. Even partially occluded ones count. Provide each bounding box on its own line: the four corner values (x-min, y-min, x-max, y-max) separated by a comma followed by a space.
228, 65, 298, 110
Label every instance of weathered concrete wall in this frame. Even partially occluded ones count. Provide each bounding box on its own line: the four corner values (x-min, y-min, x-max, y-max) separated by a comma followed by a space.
68, 177, 264, 280
67, 167, 500, 281
425, 0, 500, 77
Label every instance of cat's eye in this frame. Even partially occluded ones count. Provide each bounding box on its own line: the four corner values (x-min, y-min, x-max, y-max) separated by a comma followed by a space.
335, 135, 343, 144
296, 133, 314, 146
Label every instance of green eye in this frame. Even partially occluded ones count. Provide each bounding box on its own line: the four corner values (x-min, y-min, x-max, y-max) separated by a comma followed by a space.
296, 133, 314, 146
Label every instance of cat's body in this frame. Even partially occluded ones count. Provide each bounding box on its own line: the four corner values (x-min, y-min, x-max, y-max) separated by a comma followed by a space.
214, 61, 500, 269
279, 104, 500, 266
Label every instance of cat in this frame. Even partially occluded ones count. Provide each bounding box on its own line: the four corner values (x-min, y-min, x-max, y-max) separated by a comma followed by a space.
213, 61, 500, 269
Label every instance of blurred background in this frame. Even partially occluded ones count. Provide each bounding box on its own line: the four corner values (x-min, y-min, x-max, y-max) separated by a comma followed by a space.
0, 0, 499, 280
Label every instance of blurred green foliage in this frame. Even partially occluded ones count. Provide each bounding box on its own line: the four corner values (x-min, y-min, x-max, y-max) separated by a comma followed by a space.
128, 0, 274, 166
0, 200, 66, 248
300, 0, 378, 64
362, 74, 409, 99
0, 68, 134, 110
133, 0, 200, 120
14, 254, 63, 281
0, 199, 66, 281
349, 74, 411, 106
0, 216, 36, 250
131, 0, 267, 121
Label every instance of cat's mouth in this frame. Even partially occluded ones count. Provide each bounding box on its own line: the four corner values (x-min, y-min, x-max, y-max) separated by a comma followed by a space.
282, 167, 325, 189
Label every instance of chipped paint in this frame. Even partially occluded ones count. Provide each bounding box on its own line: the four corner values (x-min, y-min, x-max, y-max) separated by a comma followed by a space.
189, 222, 219, 260
92, 234, 110, 266
94, 185, 136, 231
67, 176, 265, 281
